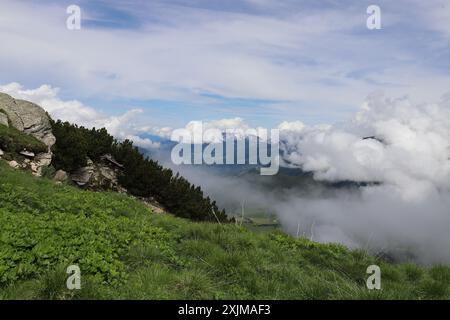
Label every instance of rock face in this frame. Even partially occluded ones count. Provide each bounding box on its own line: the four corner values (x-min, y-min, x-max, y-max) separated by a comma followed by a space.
71, 158, 95, 187
19, 150, 35, 158
34, 152, 52, 167
70, 156, 126, 192
0, 93, 129, 194
8, 152, 53, 176
0, 93, 55, 149
0, 93, 55, 176
8, 160, 19, 169
0, 112, 8, 127
91, 162, 126, 192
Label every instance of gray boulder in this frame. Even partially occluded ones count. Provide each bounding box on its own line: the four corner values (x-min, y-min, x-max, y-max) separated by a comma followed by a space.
54, 169, 68, 182
34, 152, 52, 167
69, 156, 125, 192
0, 112, 8, 127
20, 150, 35, 158
71, 158, 95, 187
0, 92, 55, 176
90, 163, 121, 191
0, 93, 56, 149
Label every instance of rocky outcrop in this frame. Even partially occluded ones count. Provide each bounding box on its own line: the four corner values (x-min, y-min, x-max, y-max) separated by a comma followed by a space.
70, 156, 126, 192
6, 152, 54, 176
34, 152, 52, 167
27, 152, 53, 176
0, 112, 8, 127
71, 158, 95, 187
90, 162, 126, 192
0, 92, 55, 176
0, 93, 55, 150
19, 150, 35, 158
0, 93, 129, 192
8, 160, 19, 169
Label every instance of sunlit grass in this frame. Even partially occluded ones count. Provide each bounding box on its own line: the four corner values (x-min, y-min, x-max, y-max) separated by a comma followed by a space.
0, 160, 449, 300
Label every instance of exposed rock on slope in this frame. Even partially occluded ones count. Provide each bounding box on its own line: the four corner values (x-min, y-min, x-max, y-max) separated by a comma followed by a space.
71, 158, 95, 187
0, 92, 55, 175
70, 156, 126, 193
0, 92, 124, 190
0, 93, 168, 214
0, 112, 8, 127
0, 93, 55, 149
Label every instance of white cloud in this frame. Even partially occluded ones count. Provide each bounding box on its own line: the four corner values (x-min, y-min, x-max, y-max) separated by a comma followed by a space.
0, 82, 160, 149
278, 120, 305, 132
167, 117, 281, 144
169, 92, 450, 264
1, 0, 450, 123
415, 0, 450, 38
279, 93, 450, 201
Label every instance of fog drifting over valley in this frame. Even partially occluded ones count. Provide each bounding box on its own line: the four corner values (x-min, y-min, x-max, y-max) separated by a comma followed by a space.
165, 93, 450, 265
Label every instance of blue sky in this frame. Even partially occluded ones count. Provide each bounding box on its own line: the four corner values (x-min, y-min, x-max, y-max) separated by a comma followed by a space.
0, 0, 449, 132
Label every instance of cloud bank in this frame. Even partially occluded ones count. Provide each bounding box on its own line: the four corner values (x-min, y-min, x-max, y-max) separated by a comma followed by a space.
279, 93, 450, 201
0, 82, 159, 149
2, 0, 450, 125
273, 93, 450, 264
166, 93, 450, 265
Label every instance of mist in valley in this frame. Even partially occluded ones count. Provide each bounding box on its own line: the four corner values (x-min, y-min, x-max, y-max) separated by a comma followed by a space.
153, 93, 450, 265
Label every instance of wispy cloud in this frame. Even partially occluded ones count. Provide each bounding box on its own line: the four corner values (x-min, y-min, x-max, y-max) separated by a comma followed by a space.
0, 82, 160, 148
1, 0, 450, 126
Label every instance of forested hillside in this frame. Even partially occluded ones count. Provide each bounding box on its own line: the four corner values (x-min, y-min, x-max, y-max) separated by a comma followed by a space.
50, 120, 228, 222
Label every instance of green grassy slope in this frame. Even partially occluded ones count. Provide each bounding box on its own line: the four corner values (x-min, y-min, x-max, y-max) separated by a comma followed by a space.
0, 124, 47, 155
0, 160, 449, 300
